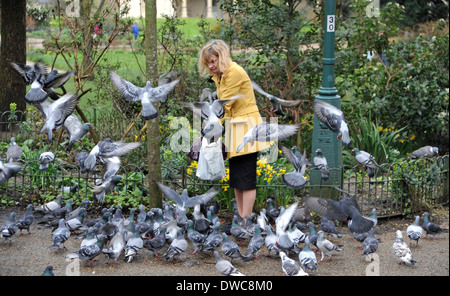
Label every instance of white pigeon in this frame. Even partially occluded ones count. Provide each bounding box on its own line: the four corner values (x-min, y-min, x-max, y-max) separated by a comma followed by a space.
316, 230, 343, 261
39, 152, 55, 172
236, 122, 300, 153
110, 70, 180, 120
103, 229, 126, 264
314, 148, 330, 181
393, 230, 417, 266
313, 99, 351, 147
406, 216, 423, 247
214, 251, 245, 276
352, 148, 379, 178
279, 251, 308, 276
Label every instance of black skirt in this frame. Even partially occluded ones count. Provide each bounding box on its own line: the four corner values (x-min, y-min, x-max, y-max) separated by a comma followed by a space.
228, 152, 258, 190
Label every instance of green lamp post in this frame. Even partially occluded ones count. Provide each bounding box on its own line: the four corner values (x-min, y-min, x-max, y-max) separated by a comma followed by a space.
310, 0, 343, 198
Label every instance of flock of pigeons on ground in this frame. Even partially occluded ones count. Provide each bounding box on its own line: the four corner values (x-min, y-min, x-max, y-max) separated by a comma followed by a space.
0, 61, 445, 276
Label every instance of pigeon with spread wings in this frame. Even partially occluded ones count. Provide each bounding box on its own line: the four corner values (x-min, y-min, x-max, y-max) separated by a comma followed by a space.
156, 182, 220, 211
251, 80, 302, 115
313, 99, 351, 147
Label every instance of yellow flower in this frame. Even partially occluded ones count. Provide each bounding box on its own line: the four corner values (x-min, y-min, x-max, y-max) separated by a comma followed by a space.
186, 168, 193, 175
378, 126, 383, 132
257, 169, 262, 176
222, 185, 229, 191
190, 161, 198, 169
400, 139, 405, 143
134, 134, 138, 141
409, 134, 416, 141
140, 135, 145, 141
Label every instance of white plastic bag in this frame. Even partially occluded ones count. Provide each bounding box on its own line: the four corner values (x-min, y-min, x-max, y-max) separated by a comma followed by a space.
196, 138, 226, 181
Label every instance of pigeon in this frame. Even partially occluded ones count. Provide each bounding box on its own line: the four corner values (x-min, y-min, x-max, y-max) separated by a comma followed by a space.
275, 202, 299, 255
236, 122, 300, 153
361, 229, 379, 256
38, 152, 55, 172
214, 251, 245, 276
279, 251, 308, 276
422, 212, 443, 240
409, 146, 439, 159
1, 212, 18, 243
299, 237, 318, 274
320, 216, 342, 238
39, 93, 79, 143
50, 218, 70, 249
316, 230, 342, 261
61, 183, 79, 195
162, 228, 188, 261
304, 192, 374, 234
222, 232, 245, 262
103, 229, 126, 264
66, 235, 106, 266
352, 148, 379, 178
291, 204, 312, 224
41, 265, 54, 276
368, 208, 378, 228
109, 70, 180, 120
83, 137, 142, 173
6, 137, 22, 163
124, 224, 144, 263
307, 222, 320, 252
266, 198, 280, 221
312, 99, 351, 147
287, 223, 306, 246
92, 175, 123, 203
314, 148, 330, 181
143, 228, 166, 257
281, 145, 308, 188
10, 61, 48, 103
0, 159, 22, 186
265, 225, 280, 257
64, 115, 91, 151
200, 222, 223, 254
244, 224, 264, 260
251, 80, 302, 115
186, 220, 207, 254
16, 204, 34, 235
35, 195, 63, 214
162, 219, 179, 244
256, 209, 269, 234
65, 208, 87, 233
393, 230, 417, 266
230, 215, 251, 241
406, 216, 423, 247
38, 199, 73, 228
65, 199, 90, 222
158, 70, 178, 103
157, 182, 220, 211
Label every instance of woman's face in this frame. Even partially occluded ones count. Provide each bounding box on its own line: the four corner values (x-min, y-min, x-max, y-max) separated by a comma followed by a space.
206, 54, 220, 74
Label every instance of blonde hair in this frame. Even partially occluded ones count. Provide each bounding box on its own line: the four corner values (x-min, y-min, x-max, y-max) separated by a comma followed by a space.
198, 39, 231, 77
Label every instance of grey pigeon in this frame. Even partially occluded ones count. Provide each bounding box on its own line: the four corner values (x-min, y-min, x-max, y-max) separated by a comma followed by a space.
275, 202, 299, 255
39, 93, 79, 143
256, 209, 269, 235
287, 223, 306, 246
230, 215, 251, 241
65, 208, 87, 233
6, 137, 22, 163
266, 198, 280, 221
222, 232, 245, 262
320, 216, 342, 238
143, 228, 166, 257
41, 265, 54, 276
313, 99, 351, 147
157, 182, 220, 211
236, 122, 300, 153
124, 223, 144, 263
66, 235, 106, 266
11, 61, 48, 103
314, 148, 330, 181
368, 208, 378, 227
362, 229, 379, 256
200, 222, 223, 254
422, 212, 443, 240
352, 148, 379, 178
158, 70, 178, 103
299, 237, 318, 274
409, 146, 439, 159
92, 175, 123, 203
244, 224, 264, 260
393, 230, 417, 266
103, 229, 126, 264
251, 80, 302, 115
265, 225, 280, 257
406, 216, 423, 247
281, 146, 308, 188
162, 228, 188, 261
64, 115, 91, 151
307, 222, 320, 252
1, 212, 18, 243
110, 70, 179, 120
0, 159, 22, 186
16, 204, 34, 235
214, 251, 245, 276
39, 152, 55, 172
35, 195, 63, 214
50, 218, 70, 249
316, 230, 343, 261
186, 220, 207, 254
279, 251, 308, 276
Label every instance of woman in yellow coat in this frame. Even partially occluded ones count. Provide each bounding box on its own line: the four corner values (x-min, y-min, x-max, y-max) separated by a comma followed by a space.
198, 39, 270, 223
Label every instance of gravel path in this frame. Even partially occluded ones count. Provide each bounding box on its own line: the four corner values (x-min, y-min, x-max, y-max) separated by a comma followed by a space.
0, 205, 448, 277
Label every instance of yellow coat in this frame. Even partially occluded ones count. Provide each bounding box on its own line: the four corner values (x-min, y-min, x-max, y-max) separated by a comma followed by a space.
212, 60, 270, 159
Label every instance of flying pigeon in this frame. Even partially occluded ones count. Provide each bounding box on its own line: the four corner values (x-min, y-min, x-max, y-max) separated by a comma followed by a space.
314, 148, 330, 181
1, 212, 18, 243
422, 212, 443, 240
244, 224, 264, 260
222, 232, 245, 262
39, 93, 79, 144
103, 229, 126, 264
0, 159, 22, 186
281, 145, 308, 188
313, 99, 351, 147
361, 228, 379, 256
162, 228, 188, 262
275, 202, 299, 255
316, 230, 343, 261
39, 152, 55, 172
109, 70, 180, 120
352, 148, 379, 178
6, 137, 22, 163
279, 251, 308, 276
16, 204, 34, 235
409, 146, 439, 159
63, 115, 91, 151
406, 216, 423, 247
236, 122, 300, 153
251, 80, 302, 115
392, 230, 417, 266
157, 182, 220, 211
158, 70, 178, 103
299, 237, 318, 274
50, 218, 71, 249
214, 251, 245, 276
10, 61, 48, 103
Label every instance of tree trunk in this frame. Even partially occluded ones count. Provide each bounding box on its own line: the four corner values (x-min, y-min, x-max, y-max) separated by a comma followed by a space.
145, 0, 162, 209
0, 0, 27, 121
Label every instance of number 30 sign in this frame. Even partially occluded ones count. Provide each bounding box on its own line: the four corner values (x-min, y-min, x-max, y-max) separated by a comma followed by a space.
327, 15, 335, 32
